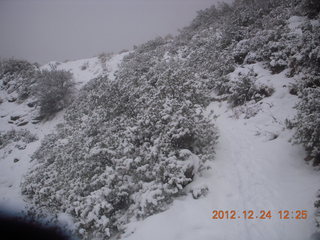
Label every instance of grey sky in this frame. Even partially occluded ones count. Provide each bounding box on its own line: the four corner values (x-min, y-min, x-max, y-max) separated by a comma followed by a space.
0, 0, 233, 64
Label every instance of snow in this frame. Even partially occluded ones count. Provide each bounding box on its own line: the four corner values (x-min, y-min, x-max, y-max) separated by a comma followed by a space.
1, 52, 319, 239
288, 16, 306, 36
106, 52, 129, 81
41, 51, 128, 89
122, 64, 320, 240
0, 52, 126, 217
0, 102, 65, 215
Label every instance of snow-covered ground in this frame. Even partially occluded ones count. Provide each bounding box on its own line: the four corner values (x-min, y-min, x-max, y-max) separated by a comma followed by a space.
42, 51, 129, 89
1, 51, 319, 240
122, 64, 320, 240
0, 52, 127, 216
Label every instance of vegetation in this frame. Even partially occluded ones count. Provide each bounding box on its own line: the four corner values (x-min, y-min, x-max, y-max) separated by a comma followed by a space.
35, 69, 74, 118
0, 58, 38, 101
18, 0, 320, 238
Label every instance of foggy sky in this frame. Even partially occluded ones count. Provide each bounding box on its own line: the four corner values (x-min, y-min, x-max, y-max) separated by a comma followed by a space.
0, 0, 233, 64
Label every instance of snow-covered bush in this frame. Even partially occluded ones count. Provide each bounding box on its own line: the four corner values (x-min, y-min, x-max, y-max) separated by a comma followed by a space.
98, 52, 112, 65
0, 58, 35, 77
292, 5, 320, 167
228, 70, 274, 107
0, 129, 38, 149
23, 0, 320, 237
0, 58, 38, 101
23, 35, 217, 239
293, 74, 320, 166
35, 69, 74, 118
298, 0, 320, 18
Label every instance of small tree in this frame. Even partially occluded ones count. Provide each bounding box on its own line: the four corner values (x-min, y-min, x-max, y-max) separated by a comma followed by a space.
35, 69, 74, 118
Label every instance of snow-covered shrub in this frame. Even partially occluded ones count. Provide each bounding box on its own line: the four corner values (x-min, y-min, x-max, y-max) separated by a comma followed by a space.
298, 0, 320, 18
298, 22, 320, 72
190, 184, 209, 199
0, 58, 35, 77
135, 37, 167, 54
98, 52, 112, 65
232, 102, 263, 119
233, 39, 251, 64
0, 58, 38, 101
35, 69, 74, 118
228, 70, 274, 107
23, 37, 217, 239
0, 129, 38, 149
293, 75, 320, 166
291, 7, 320, 166
23, 0, 320, 237
211, 76, 231, 96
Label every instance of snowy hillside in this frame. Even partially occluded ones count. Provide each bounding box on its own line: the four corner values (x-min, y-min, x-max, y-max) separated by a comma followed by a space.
1, 0, 320, 240
0, 53, 127, 215
123, 63, 320, 240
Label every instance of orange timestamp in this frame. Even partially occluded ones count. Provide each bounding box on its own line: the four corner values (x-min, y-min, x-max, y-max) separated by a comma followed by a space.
211, 210, 308, 220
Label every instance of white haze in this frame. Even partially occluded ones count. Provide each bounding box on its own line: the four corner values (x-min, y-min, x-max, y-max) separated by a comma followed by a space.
0, 0, 233, 64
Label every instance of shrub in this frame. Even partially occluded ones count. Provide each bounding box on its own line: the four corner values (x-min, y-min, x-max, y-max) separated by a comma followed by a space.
0, 58, 38, 101
228, 70, 274, 107
0, 129, 38, 149
23, 46, 217, 239
22, 0, 310, 238
0, 58, 35, 77
98, 52, 112, 64
293, 75, 320, 166
298, 0, 320, 18
35, 69, 74, 118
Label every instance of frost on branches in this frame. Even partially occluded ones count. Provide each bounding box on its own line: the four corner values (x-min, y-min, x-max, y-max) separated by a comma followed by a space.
22, 38, 217, 239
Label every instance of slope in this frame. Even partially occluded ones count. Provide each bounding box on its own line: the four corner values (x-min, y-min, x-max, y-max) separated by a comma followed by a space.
0, 53, 127, 216
2, 1, 320, 239
122, 64, 320, 240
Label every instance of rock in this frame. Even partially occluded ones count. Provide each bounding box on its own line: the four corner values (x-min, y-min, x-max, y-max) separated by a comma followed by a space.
289, 87, 298, 96
10, 115, 21, 121
17, 121, 28, 126
13, 158, 19, 163
31, 115, 44, 124
31, 120, 41, 124
7, 97, 17, 102
27, 101, 37, 108
16, 143, 27, 150
268, 133, 279, 141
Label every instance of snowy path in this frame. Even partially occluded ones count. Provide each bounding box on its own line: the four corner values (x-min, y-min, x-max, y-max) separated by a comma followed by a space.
206, 105, 319, 240
124, 67, 320, 240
